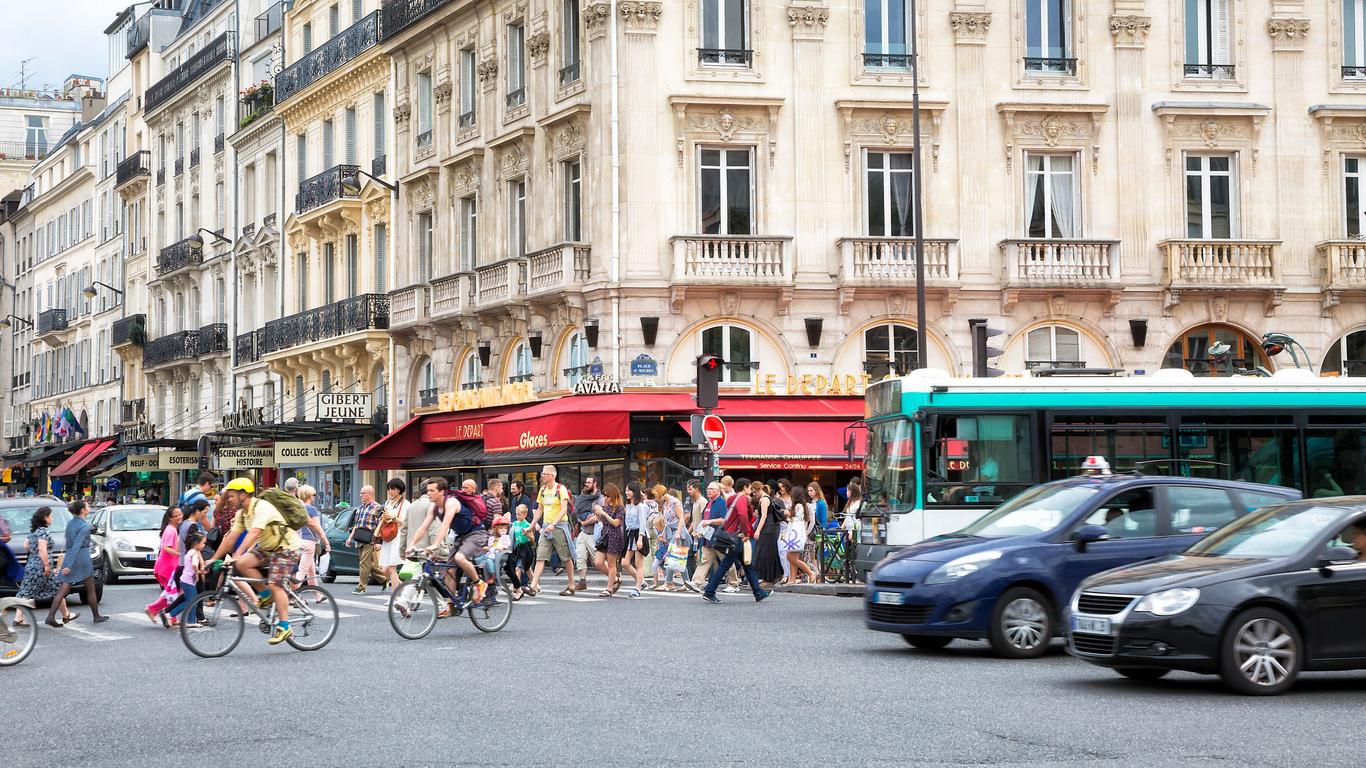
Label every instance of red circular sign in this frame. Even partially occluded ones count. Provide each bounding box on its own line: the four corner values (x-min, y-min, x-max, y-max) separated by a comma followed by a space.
701, 414, 727, 452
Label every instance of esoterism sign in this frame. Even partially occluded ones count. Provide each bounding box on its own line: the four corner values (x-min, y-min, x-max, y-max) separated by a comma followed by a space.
316, 393, 373, 421
274, 441, 339, 466
217, 445, 274, 469
157, 451, 200, 471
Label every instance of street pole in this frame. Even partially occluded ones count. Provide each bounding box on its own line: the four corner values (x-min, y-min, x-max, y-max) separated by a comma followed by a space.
910, 0, 927, 371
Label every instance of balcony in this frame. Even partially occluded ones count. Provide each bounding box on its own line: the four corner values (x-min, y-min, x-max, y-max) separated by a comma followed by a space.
1161, 239, 1281, 288
145, 31, 236, 114
258, 293, 389, 356
36, 309, 69, 347
0, 141, 49, 162
418, 388, 438, 408
196, 323, 229, 356
214, 134, 224, 154
671, 235, 792, 285
239, 83, 275, 129
381, 0, 456, 41
1024, 57, 1078, 75
838, 237, 956, 287
112, 314, 147, 348
526, 243, 591, 299
115, 150, 151, 188
275, 11, 378, 105
126, 12, 151, 57
156, 168, 165, 186
1000, 239, 1120, 287
175, 158, 183, 176
295, 164, 361, 214
862, 53, 912, 69
143, 330, 199, 368
389, 284, 430, 330
475, 259, 528, 308
121, 399, 145, 425
190, 147, 200, 168
429, 273, 475, 319
371, 155, 386, 178
505, 88, 526, 109
156, 236, 205, 277
1344, 66, 1366, 81
1184, 63, 1236, 79
1025, 360, 1088, 372
1318, 240, 1366, 291
699, 49, 752, 66
236, 330, 261, 365
559, 61, 581, 86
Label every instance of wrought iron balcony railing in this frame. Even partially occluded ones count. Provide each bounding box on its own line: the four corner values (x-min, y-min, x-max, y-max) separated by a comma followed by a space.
863, 53, 912, 69
190, 147, 200, 168
1025, 360, 1088, 371
275, 11, 378, 104
458, 111, 475, 129
214, 134, 224, 154
115, 150, 151, 187
157, 236, 205, 276
174, 158, 183, 176
145, 31, 236, 114
1184, 63, 1235, 79
295, 164, 361, 214
380, 0, 455, 41
236, 330, 260, 365
156, 168, 165, 186
371, 155, 386, 178
1344, 65, 1366, 80
121, 399, 145, 424
418, 388, 438, 407
258, 293, 389, 355
37, 308, 68, 335
505, 87, 526, 109
559, 61, 581, 86
239, 88, 275, 129
112, 314, 146, 347
1024, 57, 1077, 75
698, 48, 752, 66
143, 329, 199, 367
196, 323, 229, 355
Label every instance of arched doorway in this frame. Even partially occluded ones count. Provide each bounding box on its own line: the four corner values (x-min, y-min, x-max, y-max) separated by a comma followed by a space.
1162, 324, 1271, 377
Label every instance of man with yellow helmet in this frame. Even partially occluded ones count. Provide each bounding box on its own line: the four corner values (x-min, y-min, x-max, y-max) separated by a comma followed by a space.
207, 477, 302, 645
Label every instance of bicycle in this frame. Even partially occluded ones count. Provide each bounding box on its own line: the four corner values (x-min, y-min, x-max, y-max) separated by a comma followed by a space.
179, 561, 339, 658
387, 552, 511, 639
0, 597, 37, 667
815, 528, 859, 584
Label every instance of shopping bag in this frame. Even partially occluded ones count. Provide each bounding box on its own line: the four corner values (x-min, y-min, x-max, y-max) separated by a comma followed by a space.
398, 558, 422, 581
317, 551, 331, 577
742, 539, 753, 565
666, 542, 689, 571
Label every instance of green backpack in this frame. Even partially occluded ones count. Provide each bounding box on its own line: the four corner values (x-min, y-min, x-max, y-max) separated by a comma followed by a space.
259, 487, 310, 531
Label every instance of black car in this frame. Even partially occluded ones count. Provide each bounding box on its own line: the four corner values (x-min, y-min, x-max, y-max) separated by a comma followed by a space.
1066, 496, 1366, 695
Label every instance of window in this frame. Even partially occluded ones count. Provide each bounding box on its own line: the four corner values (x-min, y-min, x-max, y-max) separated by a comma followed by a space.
215, 95, 225, 140
328, 4, 340, 37
863, 0, 910, 68
373, 92, 385, 161
864, 323, 917, 379
564, 330, 589, 385
321, 370, 333, 394
352, 0, 363, 22
1024, 153, 1078, 238
865, 151, 914, 236
1163, 324, 1269, 376
191, 113, 200, 151
1347, 1, 1366, 79
417, 211, 433, 282
509, 178, 527, 257
297, 252, 309, 311
25, 116, 47, 157
1185, 155, 1235, 239
1184, 0, 1233, 79
295, 375, 306, 420
562, 159, 583, 241
507, 23, 527, 108
460, 196, 477, 271
1026, 326, 1082, 370
926, 414, 1035, 507
346, 234, 359, 297
510, 342, 533, 382
1307, 425, 1366, 496
419, 360, 437, 406
700, 0, 750, 65
216, 278, 226, 323
374, 224, 387, 293
215, 182, 224, 231
1024, 0, 1074, 74
416, 71, 433, 146
1346, 157, 1365, 239
698, 148, 753, 235
459, 49, 477, 127
296, 134, 307, 192
461, 351, 482, 390
322, 119, 334, 169
1080, 488, 1161, 539
701, 324, 753, 384
561, 0, 581, 84
323, 243, 336, 304
344, 107, 357, 164
1321, 330, 1366, 376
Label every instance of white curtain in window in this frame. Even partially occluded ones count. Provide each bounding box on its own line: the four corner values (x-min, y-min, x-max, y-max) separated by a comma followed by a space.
1049, 156, 1075, 237
1024, 155, 1041, 234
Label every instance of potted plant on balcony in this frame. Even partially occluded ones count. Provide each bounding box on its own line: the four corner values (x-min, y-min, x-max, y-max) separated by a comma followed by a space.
128, 318, 147, 347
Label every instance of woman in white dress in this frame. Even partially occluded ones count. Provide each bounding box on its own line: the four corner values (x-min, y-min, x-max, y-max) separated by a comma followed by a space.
781, 483, 818, 584
378, 477, 409, 589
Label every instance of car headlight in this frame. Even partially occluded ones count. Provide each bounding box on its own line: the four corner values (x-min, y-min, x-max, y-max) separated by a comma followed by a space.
113, 538, 135, 552
1134, 588, 1200, 617
924, 550, 1003, 585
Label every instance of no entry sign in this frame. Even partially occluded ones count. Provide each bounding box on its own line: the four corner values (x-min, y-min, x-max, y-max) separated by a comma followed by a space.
701, 414, 727, 452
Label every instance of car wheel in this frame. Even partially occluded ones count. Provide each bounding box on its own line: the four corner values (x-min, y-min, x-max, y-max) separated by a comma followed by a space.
989, 587, 1053, 659
1219, 607, 1301, 696
1115, 667, 1170, 682
901, 634, 953, 651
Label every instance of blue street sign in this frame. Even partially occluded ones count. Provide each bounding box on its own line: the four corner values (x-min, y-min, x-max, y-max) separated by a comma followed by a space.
630, 354, 658, 377
589, 356, 605, 376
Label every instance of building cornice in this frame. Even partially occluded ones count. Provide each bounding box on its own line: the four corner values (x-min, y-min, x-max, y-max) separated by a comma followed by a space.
276, 53, 389, 126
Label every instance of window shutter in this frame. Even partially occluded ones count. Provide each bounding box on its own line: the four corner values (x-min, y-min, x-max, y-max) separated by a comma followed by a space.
345, 107, 356, 164
353, 0, 363, 23
329, 4, 340, 36
375, 224, 387, 293
216, 182, 225, 231
323, 120, 334, 169
302, 23, 313, 54
1212, 0, 1231, 64
373, 92, 385, 158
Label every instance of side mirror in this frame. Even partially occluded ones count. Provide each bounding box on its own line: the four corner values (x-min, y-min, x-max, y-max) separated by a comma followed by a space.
1073, 524, 1110, 551
1318, 545, 1359, 569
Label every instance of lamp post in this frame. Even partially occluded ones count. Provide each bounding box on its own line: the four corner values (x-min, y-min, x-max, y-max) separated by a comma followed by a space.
83, 280, 124, 300
0, 314, 33, 330
190, 227, 233, 247
909, 0, 927, 370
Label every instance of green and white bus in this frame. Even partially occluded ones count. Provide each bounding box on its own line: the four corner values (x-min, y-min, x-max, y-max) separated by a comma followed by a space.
855, 369, 1366, 577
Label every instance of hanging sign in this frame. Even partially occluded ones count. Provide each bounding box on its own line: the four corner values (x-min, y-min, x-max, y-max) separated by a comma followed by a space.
275, 441, 339, 466
126, 454, 160, 471
317, 393, 373, 421
572, 375, 621, 395
217, 445, 275, 469
157, 451, 200, 471
119, 419, 158, 443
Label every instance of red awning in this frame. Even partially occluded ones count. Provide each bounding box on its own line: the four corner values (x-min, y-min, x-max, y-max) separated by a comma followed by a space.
711, 420, 865, 471
483, 393, 698, 453
710, 396, 865, 419
358, 405, 526, 470
51, 437, 117, 477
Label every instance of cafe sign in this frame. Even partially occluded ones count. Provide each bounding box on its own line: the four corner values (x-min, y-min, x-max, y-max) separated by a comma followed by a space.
217, 445, 274, 470
275, 441, 339, 466
572, 375, 621, 395
157, 451, 200, 471
438, 381, 536, 413
317, 393, 373, 421
752, 371, 872, 397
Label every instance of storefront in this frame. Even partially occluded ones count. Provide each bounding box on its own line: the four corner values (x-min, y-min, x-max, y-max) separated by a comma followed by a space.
210, 419, 383, 513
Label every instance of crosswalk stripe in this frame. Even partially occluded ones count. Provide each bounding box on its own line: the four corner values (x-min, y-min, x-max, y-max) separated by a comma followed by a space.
331, 597, 390, 612
51, 622, 130, 642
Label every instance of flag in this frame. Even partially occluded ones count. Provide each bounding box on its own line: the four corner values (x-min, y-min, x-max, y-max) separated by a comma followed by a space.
63, 407, 85, 435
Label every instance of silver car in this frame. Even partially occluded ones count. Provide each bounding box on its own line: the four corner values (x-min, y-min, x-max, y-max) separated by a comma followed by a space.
91, 504, 170, 582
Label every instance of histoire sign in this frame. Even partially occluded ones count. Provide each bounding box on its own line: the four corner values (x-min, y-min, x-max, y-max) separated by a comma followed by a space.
217, 445, 274, 470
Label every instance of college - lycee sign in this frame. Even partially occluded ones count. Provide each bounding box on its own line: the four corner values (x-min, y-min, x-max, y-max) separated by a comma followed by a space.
274, 441, 339, 466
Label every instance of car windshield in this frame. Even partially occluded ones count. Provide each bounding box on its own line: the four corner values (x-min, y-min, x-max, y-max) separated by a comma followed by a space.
1186, 504, 1345, 558
958, 485, 1100, 538
110, 508, 163, 531
0, 504, 74, 536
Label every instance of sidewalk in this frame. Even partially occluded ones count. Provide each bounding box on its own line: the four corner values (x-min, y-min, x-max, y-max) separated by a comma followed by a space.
770, 582, 866, 597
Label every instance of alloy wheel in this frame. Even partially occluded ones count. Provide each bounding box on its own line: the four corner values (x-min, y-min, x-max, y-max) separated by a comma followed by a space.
1234, 617, 1297, 688
1002, 597, 1047, 651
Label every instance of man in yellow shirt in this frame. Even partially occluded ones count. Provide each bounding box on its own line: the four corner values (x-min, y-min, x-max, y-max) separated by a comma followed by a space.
208, 478, 302, 645
527, 465, 577, 595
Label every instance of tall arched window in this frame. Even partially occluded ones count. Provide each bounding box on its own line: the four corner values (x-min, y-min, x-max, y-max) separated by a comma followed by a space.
461, 351, 482, 390
418, 359, 437, 406
1025, 325, 1083, 370
1322, 329, 1366, 376
701, 324, 753, 383
1163, 324, 1270, 377
863, 323, 917, 379
509, 342, 533, 382
564, 330, 589, 386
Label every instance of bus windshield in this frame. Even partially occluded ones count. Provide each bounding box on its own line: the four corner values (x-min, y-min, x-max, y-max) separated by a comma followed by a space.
865, 419, 916, 510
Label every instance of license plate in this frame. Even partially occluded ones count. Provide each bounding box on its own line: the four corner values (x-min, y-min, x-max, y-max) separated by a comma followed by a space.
145, 554, 157, 562
874, 591, 905, 606
1072, 615, 1112, 635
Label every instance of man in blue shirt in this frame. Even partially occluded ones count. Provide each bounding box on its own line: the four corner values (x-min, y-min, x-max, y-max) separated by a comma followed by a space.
685, 481, 732, 593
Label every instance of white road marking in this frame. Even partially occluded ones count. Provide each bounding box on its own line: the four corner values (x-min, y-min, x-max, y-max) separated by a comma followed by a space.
330, 597, 390, 612
50, 622, 131, 642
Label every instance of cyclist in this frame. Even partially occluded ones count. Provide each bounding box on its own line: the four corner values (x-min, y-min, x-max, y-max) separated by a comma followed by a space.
408, 477, 486, 614
207, 478, 302, 645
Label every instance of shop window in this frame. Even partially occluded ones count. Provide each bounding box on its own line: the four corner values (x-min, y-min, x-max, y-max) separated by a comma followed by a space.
1321, 329, 1366, 376
1025, 325, 1082, 371
461, 351, 482, 390
1162, 324, 1268, 377
863, 323, 917, 379
701, 324, 753, 384
418, 360, 437, 406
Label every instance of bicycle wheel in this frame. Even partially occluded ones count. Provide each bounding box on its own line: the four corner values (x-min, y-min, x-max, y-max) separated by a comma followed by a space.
388, 579, 439, 640
181, 591, 244, 658
468, 575, 512, 633
286, 586, 339, 651
0, 606, 37, 666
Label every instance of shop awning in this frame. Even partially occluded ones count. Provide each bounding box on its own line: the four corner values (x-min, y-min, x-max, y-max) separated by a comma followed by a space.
51, 437, 117, 477
26, 441, 83, 464
358, 404, 526, 470
93, 458, 127, 480
712, 421, 866, 471
403, 440, 485, 470
483, 393, 698, 453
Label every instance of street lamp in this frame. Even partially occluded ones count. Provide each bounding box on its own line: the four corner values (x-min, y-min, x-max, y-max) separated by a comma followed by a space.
1261, 332, 1314, 373
909, 0, 928, 370
189, 227, 233, 248
83, 280, 124, 300
355, 169, 396, 192
0, 314, 33, 330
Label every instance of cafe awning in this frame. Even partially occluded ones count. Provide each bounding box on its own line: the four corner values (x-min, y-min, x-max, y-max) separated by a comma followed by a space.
482, 393, 698, 453
358, 404, 525, 470
712, 421, 865, 471
51, 437, 118, 477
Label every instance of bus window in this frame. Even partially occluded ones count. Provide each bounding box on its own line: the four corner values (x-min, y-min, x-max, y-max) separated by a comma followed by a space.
1050, 416, 1168, 478
926, 415, 1034, 506
1305, 429, 1366, 497
865, 418, 916, 510
1175, 428, 1297, 487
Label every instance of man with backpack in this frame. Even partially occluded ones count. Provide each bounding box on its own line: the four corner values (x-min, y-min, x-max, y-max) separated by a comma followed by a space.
208, 478, 307, 645
407, 477, 490, 613
527, 465, 577, 596
181, 472, 216, 524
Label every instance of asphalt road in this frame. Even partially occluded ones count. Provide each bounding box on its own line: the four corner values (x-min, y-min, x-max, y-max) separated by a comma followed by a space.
4, 573, 1362, 767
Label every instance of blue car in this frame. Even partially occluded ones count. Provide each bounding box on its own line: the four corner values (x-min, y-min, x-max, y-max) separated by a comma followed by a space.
865, 475, 1299, 658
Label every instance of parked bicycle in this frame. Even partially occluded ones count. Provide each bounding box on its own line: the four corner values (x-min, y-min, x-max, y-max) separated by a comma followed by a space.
179, 561, 339, 658
814, 528, 859, 584
387, 552, 511, 639
0, 597, 36, 667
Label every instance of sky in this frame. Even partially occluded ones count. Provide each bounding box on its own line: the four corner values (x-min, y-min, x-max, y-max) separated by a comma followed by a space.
0, 0, 132, 93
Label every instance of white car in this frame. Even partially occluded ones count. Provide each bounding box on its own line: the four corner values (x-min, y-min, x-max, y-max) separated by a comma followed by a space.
91, 504, 170, 582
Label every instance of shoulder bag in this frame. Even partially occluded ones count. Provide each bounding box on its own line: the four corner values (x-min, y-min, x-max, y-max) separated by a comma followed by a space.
352, 506, 375, 545
377, 504, 400, 542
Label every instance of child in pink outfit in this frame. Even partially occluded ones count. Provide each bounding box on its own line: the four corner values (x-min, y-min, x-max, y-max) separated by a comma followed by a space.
144, 508, 184, 622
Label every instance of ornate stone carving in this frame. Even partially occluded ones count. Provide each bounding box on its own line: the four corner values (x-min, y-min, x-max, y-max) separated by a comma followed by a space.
1019, 114, 1089, 148
584, 3, 612, 41
1184, 118, 1246, 148
1266, 18, 1310, 51
687, 111, 762, 142
433, 82, 452, 106
394, 102, 412, 125
499, 142, 529, 176
948, 11, 991, 44
1108, 15, 1151, 48
527, 31, 550, 65
786, 5, 829, 40
555, 120, 587, 153
619, 1, 662, 34
477, 58, 499, 83
453, 159, 480, 191
998, 104, 1108, 174
364, 198, 389, 226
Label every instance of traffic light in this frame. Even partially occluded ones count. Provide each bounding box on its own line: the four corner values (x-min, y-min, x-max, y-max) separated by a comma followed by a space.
695, 354, 723, 409
969, 319, 1004, 378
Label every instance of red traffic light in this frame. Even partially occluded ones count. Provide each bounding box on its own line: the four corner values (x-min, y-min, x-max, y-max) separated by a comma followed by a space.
697, 355, 723, 371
